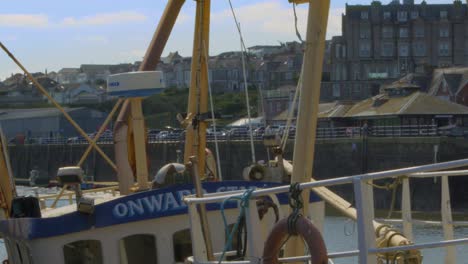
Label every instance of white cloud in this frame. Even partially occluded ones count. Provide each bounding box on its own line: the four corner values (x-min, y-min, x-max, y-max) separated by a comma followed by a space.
74, 35, 109, 45
211, 2, 343, 42
60, 11, 147, 27
118, 49, 146, 61
175, 12, 191, 26
0, 14, 48, 28
327, 8, 345, 39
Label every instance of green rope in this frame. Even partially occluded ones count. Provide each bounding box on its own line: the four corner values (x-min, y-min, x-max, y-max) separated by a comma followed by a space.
288, 182, 303, 235
219, 188, 255, 263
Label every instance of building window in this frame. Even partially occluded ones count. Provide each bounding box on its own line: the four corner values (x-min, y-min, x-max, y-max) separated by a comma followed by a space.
440, 26, 449, 37
335, 44, 341, 58
414, 26, 425, 37
413, 42, 426, 56
354, 85, 361, 94
360, 25, 371, 39
383, 11, 391, 20
440, 10, 448, 19
285, 72, 293, 80
397, 11, 408, 22
411, 11, 419, 19
381, 42, 394, 57
399, 43, 409, 57
399, 27, 409, 38
439, 42, 450, 56
382, 26, 393, 38
332, 84, 341, 97
359, 41, 371, 57
361, 11, 369, 20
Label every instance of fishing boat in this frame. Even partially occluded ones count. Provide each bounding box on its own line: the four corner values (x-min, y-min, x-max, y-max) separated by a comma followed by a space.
1, 0, 468, 264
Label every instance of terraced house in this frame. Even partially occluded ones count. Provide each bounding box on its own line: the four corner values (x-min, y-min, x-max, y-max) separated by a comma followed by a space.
325, 0, 468, 101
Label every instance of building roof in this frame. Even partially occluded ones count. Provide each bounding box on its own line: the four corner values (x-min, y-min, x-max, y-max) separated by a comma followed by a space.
227, 117, 264, 127
344, 91, 468, 117
58, 68, 80, 74
428, 67, 468, 96
273, 101, 354, 121
318, 102, 354, 118
0, 107, 88, 120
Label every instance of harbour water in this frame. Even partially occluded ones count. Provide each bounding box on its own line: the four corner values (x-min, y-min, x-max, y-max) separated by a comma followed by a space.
324, 216, 468, 263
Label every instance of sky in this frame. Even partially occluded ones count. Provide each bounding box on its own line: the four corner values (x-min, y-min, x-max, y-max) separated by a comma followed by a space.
0, 0, 454, 81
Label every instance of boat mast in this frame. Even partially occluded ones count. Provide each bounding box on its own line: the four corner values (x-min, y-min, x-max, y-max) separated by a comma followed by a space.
114, 0, 186, 194
184, 0, 211, 178
285, 0, 330, 259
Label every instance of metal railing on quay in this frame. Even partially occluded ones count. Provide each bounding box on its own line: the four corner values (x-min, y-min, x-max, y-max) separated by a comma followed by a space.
9, 124, 468, 145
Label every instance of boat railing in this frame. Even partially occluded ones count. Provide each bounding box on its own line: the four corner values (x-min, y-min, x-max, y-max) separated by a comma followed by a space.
38, 185, 119, 209
184, 158, 468, 264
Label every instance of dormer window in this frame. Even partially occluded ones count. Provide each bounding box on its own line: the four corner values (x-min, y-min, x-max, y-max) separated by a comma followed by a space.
382, 26, 393, 38
440, 10, 448, 19
397, 11, 408, 22
439, 26, 449, 37
399, 27, 409, 38
384, 11, 391, 20
361, 11, 369, 20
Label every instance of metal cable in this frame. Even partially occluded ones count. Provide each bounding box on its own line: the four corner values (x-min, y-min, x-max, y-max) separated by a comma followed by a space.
227, 0, 256, 163
202, 40, 223, 181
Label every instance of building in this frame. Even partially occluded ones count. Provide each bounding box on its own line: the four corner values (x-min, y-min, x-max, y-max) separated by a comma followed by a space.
326, 0, 468, 102
0, 107, 107, 139
158, 41, 326, 93
57, 68, 80, 84
262, 85, 296, 124
324, 79, 468, 128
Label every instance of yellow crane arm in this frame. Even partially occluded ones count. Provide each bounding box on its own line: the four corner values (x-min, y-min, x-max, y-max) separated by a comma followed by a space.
0, 130, 16, 218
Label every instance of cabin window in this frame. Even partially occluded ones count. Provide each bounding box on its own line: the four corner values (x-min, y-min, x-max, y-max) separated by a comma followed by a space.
119, 234, 157, 264
64, 240, 103, 264
173, 229, 192, 263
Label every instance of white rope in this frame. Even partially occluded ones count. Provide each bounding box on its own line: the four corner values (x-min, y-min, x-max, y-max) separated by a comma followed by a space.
280, 2, 306, 151
202, 41, 223, 181
281, 64, 303, 152
227, 0, 256, 163
292, 3, 305, 43
239, 26, 256, 163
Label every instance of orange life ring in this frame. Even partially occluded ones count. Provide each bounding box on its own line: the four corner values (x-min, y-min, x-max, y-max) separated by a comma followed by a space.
262, 215, 328, 264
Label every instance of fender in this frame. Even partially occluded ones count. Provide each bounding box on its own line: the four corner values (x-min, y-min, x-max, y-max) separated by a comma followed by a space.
262, 215, 328, 264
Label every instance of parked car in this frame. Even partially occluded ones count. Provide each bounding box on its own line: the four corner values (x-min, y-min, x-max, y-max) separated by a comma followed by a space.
227, 126, 250, 138
206, 128, 227, 139
253, 126, 265, 137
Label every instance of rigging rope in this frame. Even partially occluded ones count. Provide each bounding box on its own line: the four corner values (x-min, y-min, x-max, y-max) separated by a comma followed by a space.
280, 66, 302, 152
292, 3, 305, 44
366, 177, 402, 219
280, 2, 308, 151
227, 0, 256, 163
219, 188, 255, 263
202, 40, 223, 181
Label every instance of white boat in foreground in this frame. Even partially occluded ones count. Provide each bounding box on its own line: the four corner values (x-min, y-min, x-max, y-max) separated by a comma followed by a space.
1, 0, 468, 263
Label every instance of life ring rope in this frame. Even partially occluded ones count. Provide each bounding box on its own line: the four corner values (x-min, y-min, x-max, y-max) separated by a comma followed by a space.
262, 183, 328, 264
